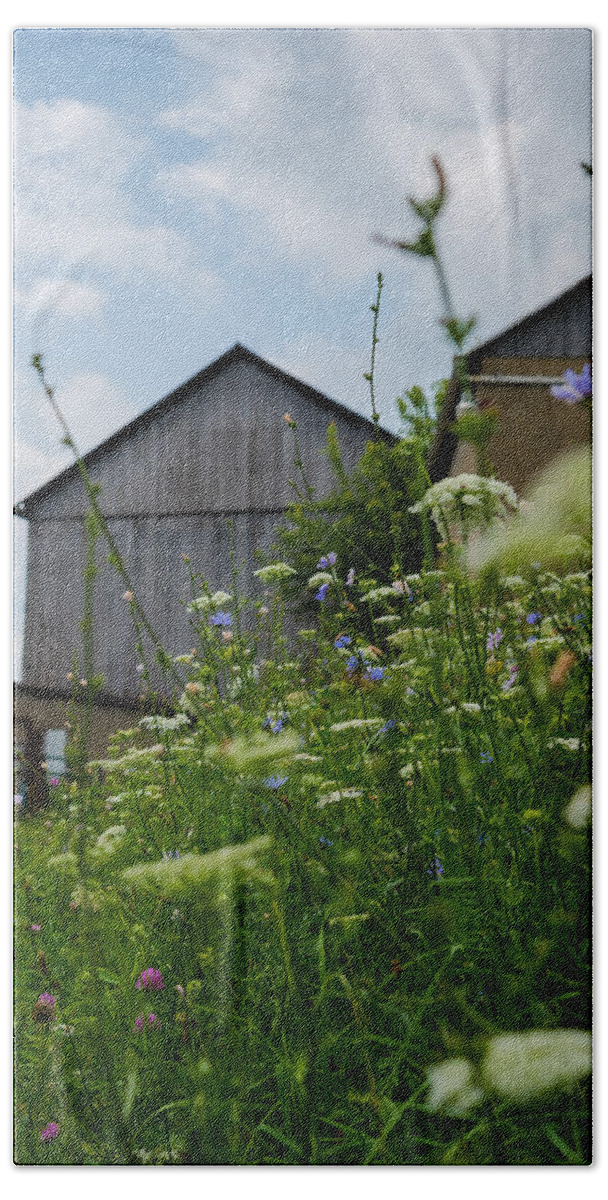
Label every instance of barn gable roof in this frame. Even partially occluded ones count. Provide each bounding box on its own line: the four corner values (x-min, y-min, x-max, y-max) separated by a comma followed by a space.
427, 275, 592, 483
16, 343, 396, 518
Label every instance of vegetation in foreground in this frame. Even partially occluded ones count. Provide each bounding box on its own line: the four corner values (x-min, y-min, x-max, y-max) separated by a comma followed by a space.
14, 165, 592, 1165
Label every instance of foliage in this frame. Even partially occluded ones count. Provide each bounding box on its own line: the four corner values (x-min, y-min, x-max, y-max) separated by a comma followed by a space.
15, 473, 592, 1164
270, 375, 447, 628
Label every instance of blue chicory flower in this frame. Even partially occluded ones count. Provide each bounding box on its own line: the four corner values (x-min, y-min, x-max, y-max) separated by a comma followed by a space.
365, 666, 385, 682
319, 837, 334, 847
345, 655, 359, 677
526, 636, 538, 647
210, 611, 232, 627
526, 612, 542, 625
263, 775, 289, 790
334, 634, 352, 649
550, 363, 591, 404
315, 583, 330, 602
317, 553, 337, 569
379, 719, 397, 733
480, 751, 493, 764
426, 857, 444, 878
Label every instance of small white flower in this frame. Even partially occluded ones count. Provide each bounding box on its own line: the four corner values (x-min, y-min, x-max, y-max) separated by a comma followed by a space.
362, 586, 399, 603
426, 1057, 484, 1116
329, 719, 382, 733
563, 785, 592, 828
94, 825, 127, 856
547, 737, 581, 751
317, 788, 362, 808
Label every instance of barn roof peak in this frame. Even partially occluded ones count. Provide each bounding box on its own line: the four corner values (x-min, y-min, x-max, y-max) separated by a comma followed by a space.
15, 342, 395, 517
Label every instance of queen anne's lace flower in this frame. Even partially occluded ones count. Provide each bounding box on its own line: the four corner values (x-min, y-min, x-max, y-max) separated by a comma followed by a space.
410, 474, 518, 541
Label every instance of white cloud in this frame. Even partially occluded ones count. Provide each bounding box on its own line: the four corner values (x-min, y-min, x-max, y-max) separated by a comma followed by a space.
14, 99, 197, 282
160, 28, 591, 313
14, 371, 139, 500
15, 278, 107, 319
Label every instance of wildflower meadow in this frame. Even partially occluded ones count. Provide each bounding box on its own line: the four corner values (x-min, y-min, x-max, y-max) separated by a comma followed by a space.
14, 167, 592, 1166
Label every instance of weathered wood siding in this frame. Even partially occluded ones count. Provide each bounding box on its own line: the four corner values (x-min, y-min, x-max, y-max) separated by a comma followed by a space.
466, 277, 592, 368
21, 352, 389, 701
22, 354, 382, 519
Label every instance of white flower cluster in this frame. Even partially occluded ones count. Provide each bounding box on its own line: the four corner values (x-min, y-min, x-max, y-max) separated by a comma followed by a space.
140, 713, 190, 733
361, 585, 399, 604
410, 474, 518, 541
187, 590, 232, 614
254, 563, 297, 584
426, 1029, 591, 1115
307, 571, 332, 589
94, 825, 127, 856
329, 718, 383, 733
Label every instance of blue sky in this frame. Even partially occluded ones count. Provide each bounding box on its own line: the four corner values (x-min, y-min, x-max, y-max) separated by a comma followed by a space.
13, 26, 592, 669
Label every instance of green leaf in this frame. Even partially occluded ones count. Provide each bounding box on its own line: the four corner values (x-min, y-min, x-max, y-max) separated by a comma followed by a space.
258, 1122, 303, 1159
122, 1070, 138, 1121
97, 970, 121, 985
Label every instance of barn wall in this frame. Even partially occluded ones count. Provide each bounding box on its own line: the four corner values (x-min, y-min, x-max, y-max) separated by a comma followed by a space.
21, 358, 384, 700
21, 506, 305, 699
25, 358, 379, 520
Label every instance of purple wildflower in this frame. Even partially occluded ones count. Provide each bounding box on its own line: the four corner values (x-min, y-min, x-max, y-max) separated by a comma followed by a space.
480, 751, 493, 764
486, 629, 503, 653
40, 1122, 59, 1142
135, 968, 165, 992
345, 654, 359, 677
49, 777, 60, 788
134, 1015, 144, 1032
31, 924, 42, 932
346, 568, 355, 587
550, 363, 592, 404
427, 857, 444, 878
317, 553, 337, 569
526, 612, 542, 625
315, 583, 330, 602
502, 663, 519, 692
263, 775, 288, 790
365, 666, 385, 682
334, 634, 352, 649
574, 614, 586, 624
210, 611, 232, 627
379, 719, 397, 733
147, 1013, 161, 1029
14, 794, 24, 807
32, 992, 56, 1023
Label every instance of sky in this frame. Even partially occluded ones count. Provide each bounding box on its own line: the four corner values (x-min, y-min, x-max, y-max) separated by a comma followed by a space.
12, 26, 592, 672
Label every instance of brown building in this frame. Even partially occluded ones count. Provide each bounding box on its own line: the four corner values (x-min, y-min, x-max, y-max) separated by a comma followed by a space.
428, 275, 592, 494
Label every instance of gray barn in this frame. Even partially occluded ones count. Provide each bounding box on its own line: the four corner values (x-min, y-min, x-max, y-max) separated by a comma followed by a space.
15, 344, 394, 799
